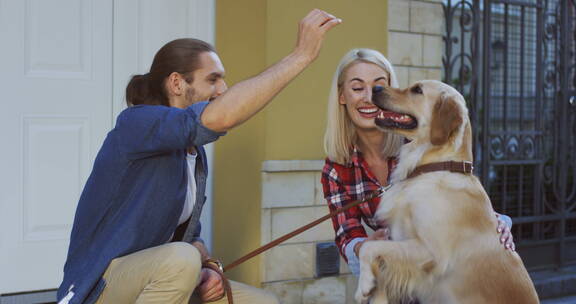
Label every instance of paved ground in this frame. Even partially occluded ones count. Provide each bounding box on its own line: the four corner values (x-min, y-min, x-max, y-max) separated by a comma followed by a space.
541, 295, 576, 304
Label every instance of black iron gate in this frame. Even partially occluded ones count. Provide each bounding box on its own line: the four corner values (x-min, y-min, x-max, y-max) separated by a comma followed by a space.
443, 0, 576, 270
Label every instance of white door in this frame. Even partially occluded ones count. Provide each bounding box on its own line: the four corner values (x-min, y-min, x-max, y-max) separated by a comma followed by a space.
0, 0, 215, 294
0, 0, 114, 294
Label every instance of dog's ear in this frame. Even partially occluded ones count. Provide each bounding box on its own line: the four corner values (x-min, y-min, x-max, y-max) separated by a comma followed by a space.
430, 94, 463, 146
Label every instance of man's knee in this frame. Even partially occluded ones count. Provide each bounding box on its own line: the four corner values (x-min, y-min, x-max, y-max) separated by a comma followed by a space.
158, 242, 202, 285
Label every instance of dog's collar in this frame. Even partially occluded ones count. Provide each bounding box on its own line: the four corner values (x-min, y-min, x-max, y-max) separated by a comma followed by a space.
407, 161, 473, 179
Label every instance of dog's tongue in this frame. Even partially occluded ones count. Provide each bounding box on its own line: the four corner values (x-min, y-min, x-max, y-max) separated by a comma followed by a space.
380, 110, 413, 123
381, 111, 402, 119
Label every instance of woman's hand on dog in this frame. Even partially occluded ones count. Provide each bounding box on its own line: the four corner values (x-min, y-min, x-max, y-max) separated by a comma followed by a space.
496, 214, 515, 251
354, 228, 391, 257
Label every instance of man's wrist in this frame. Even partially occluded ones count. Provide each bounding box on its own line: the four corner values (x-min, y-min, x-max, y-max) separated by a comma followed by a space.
191, 241, 210, 262
287, 50, 314, 68
202, 258, 224, 272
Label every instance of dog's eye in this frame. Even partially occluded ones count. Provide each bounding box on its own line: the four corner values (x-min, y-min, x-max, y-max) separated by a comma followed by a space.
411, 85, 423, 95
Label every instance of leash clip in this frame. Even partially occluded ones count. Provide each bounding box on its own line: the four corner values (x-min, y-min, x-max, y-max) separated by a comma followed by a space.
381, 184, 392, 194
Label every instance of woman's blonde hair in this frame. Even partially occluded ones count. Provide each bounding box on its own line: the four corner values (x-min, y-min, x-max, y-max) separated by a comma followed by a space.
323, 48, 404, 164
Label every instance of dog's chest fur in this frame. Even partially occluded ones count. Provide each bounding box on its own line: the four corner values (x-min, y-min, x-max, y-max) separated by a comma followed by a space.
376, 181, 417, 241
375, 172, 484, 247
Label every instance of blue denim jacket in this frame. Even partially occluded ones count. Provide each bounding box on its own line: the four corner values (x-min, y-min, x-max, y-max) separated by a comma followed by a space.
57, 102, 224, 304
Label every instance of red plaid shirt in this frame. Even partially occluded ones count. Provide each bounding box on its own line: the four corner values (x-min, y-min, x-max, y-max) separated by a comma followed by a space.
321, 148, 397, 261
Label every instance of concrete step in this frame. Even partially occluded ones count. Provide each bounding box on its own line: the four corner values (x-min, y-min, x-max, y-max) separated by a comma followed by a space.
541, 295, 576, 304
532, 266, 576, 300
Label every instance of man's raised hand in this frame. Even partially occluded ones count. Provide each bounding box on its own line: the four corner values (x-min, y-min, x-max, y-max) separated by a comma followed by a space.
294, 9, 342, 63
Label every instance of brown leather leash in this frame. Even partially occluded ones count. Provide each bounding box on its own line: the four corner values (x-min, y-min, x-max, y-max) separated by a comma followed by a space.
210, 187, 385, 304
223, 187, 385, 273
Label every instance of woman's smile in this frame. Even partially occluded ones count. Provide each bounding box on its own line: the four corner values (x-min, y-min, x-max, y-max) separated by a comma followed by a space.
357, 106, 380, 119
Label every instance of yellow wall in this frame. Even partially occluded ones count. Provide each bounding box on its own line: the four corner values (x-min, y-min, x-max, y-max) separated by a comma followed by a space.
214, 0, 389, 286
264, 0, 390, 160
213, 0, 267, 286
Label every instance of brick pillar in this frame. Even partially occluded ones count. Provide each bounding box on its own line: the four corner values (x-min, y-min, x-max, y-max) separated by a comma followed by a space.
260, 160, 358, 304
388, 0, 444, 87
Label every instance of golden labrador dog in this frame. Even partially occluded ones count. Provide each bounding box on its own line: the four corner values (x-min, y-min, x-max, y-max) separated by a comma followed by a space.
355, 80, 539, 304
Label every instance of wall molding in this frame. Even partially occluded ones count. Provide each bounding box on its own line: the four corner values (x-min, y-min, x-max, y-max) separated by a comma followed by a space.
262, 160, 324, 173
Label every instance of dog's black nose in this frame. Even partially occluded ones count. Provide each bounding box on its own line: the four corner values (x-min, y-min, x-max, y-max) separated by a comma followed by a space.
373, 86, 384, 94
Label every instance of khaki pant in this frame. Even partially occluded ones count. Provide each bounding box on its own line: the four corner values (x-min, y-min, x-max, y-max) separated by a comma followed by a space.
95, 242, 279, 304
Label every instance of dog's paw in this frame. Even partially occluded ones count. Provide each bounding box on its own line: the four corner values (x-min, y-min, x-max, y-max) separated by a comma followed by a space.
354, 286, 373, 304
355, 272, 376, 304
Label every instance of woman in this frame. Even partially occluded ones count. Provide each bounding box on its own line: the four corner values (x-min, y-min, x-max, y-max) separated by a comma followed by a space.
320, 48, 514, 278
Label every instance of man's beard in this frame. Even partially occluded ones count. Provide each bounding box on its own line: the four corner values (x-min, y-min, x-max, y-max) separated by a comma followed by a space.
185, 86, 214, 105
185, 86, 199, 105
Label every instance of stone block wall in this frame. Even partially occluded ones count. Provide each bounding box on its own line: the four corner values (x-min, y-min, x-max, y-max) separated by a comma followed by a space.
388, 0, 444, 87
260, 160, 359, 304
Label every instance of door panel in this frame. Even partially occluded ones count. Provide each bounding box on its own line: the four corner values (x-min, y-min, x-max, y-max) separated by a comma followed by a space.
0, 0, 113, 293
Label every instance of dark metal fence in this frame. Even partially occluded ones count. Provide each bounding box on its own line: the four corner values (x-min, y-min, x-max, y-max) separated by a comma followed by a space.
443, 0, 576, 270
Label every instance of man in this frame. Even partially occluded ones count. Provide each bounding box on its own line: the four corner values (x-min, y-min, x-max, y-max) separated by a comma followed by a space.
57, 9, 341, 304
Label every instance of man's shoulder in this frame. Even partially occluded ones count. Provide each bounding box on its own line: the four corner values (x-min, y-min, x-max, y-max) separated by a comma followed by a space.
116, 102, 211, 122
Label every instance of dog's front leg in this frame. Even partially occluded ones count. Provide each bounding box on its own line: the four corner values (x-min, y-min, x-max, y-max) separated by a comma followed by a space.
355, 249, 382, 304
356, 239, 435, 304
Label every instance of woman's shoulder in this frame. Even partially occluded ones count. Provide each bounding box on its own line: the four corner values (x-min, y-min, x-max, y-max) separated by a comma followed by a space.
323, 157, 351, 171
323, 157, 357, 183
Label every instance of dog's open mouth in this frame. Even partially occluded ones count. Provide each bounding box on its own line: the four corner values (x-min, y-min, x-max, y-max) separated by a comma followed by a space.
375, 109, 418, 129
